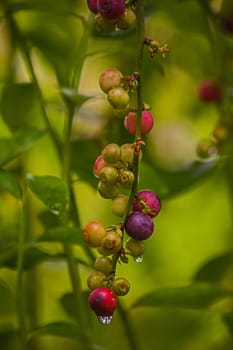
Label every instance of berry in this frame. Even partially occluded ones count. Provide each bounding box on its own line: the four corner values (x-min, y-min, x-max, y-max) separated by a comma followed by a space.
87, 0, 98, 14
82, 221, 107, 247
132, 190, 161, 218
101, 231, 122, 254
94, 256, 113, 273
112, 278, 130, 296
99, 68, 123, 93
198, 79, 223, 103
117, 8, 137, 30
98, 181, 120, 199
88, 287, 118, 323
124, 110, 154, 136
98, 0, 126, 21
120, 143, 134, 165
99, 166, 119, 184
93, 155, 107, 178
95, 13, 116, 33
126, 238, 145, 257
87, 271, 106, 290
102, 143, 121, 164
125, 212, 154, 240
107, 87, 130, 109
112, 194, 129, 217
118, 169, 135, 187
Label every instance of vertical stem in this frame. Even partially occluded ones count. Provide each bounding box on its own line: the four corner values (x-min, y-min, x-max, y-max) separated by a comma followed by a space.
16, 200, 27, 350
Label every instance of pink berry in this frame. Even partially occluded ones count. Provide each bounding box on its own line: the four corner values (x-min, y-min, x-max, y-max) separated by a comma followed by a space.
93, 155, 107, 178
125, 212, 154, 241
124, 110, 154, 136
88, 287, 118, 322
133, 190, 161, 218
198, 79, 222, 103
87, 0, 98, 14
98, 0, 126, 21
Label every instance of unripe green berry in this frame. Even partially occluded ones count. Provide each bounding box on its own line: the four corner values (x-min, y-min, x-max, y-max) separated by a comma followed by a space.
99, 166, 119, 184
94, 256, 113, 274
98, 181, 120, 199
112, 278, 130, 296
87, 271, 106, 290
118, 169, 135, 187
101, 232, 122, 254
102, 143, 121, 164
120, 143, 135, 165
107, 87, 130, 109
117, 8, 137, 30
112, 195, 129, 217
99, 68, 123, 93
126, 238, 145, 257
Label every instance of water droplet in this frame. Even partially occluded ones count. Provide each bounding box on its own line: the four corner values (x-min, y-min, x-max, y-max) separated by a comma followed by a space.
134, 256, 143, 263
98, 315, 112, 325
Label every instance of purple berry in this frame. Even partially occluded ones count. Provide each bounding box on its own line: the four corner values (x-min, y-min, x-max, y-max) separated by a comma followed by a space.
98, 0, 126, 21
132, 190, 161, 218
87, 0, 98, 14
125, 212, 154, 240
198, 79, 222, 103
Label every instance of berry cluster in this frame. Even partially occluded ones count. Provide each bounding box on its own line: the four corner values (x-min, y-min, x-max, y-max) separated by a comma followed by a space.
87, 0, 137, 33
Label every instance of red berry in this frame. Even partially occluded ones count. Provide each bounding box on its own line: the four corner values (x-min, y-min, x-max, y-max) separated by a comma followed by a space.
124, 110, 154, 136
133, 190, 161, 218
125, 212, 154, 240
87, 0, 98, 14
88, 287, 118, 324
93, 155, 107, 178
198, 79, 223, 103
98, 0, 126, 21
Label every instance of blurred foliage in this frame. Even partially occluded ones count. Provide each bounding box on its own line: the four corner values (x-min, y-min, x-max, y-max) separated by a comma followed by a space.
0, 0, 233, 350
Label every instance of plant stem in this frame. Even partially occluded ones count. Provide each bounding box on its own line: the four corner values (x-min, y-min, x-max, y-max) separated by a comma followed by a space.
118, 302, 141, 350
16, 200, 27, 350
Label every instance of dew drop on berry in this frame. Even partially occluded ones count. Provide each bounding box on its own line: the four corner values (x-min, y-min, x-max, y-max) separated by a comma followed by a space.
134, 256, 143, 263
98, 315, 113, 324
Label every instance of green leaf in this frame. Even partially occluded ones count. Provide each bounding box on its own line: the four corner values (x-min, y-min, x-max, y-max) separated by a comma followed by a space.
194, 252, 233, 283
60, 292, 90, 322
37, 226, 83, 245
60, 88, 92, 106
30, 321, 86, 341
0, 169, 22, 199
0, 83, 37, 131
0, 128, 46, 166
27, 175, 69, 215
131, 284, 233, 310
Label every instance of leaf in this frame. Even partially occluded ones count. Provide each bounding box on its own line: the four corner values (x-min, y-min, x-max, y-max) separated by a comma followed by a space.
27, 175, 69, 215
0, 169, 22, 199
60, 88, 92, 106
194, 252, 233, 283
0, 128, 46, 166
37, 226, 83, 245
0, 83, 37, 131
131, 284, 233, 310
60, 292, 90, 322
30, 321, 86, 341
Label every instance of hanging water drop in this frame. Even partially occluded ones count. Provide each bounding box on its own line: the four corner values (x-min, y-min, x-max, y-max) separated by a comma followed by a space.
98, 315, 113, 324
134, 256, 143, 263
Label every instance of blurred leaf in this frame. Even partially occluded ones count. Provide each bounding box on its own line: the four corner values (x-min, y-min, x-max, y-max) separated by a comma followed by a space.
0, 280, 15, 315
194, 251, 233, 283
37, 226, 82, 245
27, 175, 69, 215
0, 329, 19, 349
0, 169, 22, 199
38, 210, 60, 229
0, 83, 37, 131
60, 292, 90, 322
0, 128, 46, 167
222, 312, 233, 337
131, 284, 233, 309
60, 88, 92, 106
30, 321, 85, 341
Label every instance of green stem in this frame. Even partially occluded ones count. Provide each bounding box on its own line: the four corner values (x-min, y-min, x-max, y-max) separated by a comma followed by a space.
16, 200, 27, 350
118, 302, 141, 350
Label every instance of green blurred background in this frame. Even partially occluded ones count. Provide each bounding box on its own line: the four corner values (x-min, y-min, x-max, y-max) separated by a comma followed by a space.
0, 0, 233, 349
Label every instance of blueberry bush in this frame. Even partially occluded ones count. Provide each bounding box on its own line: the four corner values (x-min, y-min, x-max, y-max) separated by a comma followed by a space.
0, 0, 233, 349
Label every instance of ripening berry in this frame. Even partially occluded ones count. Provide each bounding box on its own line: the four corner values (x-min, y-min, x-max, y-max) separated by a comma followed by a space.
124, 110, 154, 136
99, 68, 123, 93
112, 194, 129, 217
98, 0, 126, 21
112, 278, 130, 296
87, 271, 106, 290
87, 0, 98, 14
117, 8, 137, 30
99, 166, 119, 184
82, 221, 107, 247
125, 212, 154, 240
102, 143, 121, 164
101, 232, 122, 254
88, 287, 118, 323
93, 155, 107, 178
94, 256, 113, 274
107, 87, 130, 109
126, 238, 145, 257
98, 181, 120, 199
198, 79, 223, 103
133, 190, 161, 218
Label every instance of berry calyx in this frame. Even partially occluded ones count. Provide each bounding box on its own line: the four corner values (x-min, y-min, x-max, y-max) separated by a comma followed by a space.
132, 189, 161, 218
125, 212, 154, 240
198, 79, 223, 103
112, 278, 130, 296
124, 110, 154, 136
98, 0, 126, 21
82, 221, 107, 247
88, 287, 118, 324
107, 87, 130, 109
87, 0, 98, 14
99, 68, 123, 93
